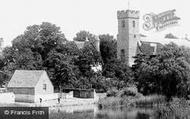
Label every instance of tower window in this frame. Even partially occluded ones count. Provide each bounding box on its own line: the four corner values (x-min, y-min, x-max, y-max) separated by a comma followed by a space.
122, 20, 125, 28
134, 35, 136, 38
120, 49, 125, 62
133, 21, 135, 28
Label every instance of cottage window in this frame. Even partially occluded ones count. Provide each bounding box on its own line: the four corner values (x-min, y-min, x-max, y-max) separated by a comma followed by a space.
43, 84, 47, 90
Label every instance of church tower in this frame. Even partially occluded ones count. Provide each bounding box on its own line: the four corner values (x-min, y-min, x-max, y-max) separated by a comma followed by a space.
117, 10, 140, 66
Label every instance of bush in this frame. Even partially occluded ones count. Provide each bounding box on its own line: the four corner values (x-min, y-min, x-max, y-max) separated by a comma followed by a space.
106, 87, 118, 97
117, 86, 143, 98
98, 86, 144, 108
98, 97, 122, 108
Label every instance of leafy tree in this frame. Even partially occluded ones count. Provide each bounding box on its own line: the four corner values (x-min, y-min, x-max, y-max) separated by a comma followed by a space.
73, 30, 94, 42
74, 38, 102, 78
45, 49, 78, 90
73, 31, 105, 89
99, 34, 117, 64
133, 42, 190, 100
102, 58, 134, 89
2, 22, 70, 89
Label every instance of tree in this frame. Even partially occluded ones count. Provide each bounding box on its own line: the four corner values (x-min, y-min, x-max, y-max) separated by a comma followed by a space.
73, 31, 105, 89
74, 38, 102, 77
99, 34, 117, 64
133, 42, 190, 100
73, 30, 94, 42
102, 58, 134, 89
45, 49, 78, 90
2, 22, 69, 89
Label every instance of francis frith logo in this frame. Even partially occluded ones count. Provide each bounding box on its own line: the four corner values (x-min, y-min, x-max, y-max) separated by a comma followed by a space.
143, 9, 180, 31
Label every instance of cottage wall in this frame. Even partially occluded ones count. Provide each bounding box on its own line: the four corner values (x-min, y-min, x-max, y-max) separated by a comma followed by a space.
7, 87, 35, 102
8, 87, 34, 95
0, 92, 15, 103
34, 72, 55, 102
14, 94, 35, 103
35, 72, 54, 95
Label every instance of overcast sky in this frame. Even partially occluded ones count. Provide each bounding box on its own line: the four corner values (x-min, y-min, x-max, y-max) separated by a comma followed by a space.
0, 0, 189, 47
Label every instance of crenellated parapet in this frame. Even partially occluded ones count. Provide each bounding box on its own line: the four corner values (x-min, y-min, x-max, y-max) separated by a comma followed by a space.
117, 10, 140, 19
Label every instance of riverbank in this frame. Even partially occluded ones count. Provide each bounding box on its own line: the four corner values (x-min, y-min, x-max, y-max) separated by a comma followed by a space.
0, 98, 97, 107
48, 99, 190, 119
98, 94, 190, 111
98, 95, 168, 109
0, 93, 107, 107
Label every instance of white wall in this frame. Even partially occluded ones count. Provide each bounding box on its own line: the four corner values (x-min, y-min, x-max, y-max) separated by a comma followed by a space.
35, 72, 54, 95
61, 91, 73, 99
0, 92, 15, 103
35, 93, 58, 103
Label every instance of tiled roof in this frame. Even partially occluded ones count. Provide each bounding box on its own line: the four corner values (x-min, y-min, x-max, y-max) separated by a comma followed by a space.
141, 36, 190, 48
137, 41, 163, 55
137, 36, 190, 55
7, 70, 45, 87
74, 38, 99, 50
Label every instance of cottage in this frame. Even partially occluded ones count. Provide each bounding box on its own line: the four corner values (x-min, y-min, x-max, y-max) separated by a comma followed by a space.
7, 70, 55, 103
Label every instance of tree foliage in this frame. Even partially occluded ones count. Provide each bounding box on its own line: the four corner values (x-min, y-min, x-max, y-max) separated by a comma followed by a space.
133, 42, 190, 100
73, 30, 95, 42
2, 22, 77, 90
99, 34, 117, 64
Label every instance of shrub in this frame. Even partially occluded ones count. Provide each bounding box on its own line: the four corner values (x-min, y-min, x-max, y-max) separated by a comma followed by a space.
117, 86, 143, 98
98, 97, 122, 108
106, 87, 118, 97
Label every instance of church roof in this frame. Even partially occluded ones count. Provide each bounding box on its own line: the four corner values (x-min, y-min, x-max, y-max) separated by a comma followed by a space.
137, 36, 190, 55
74, 39, 99, 51
141, 36, 190, 48
137, 41, 163, 55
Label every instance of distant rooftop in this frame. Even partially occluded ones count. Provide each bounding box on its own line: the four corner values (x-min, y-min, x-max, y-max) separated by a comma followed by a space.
140, 36, 190, 48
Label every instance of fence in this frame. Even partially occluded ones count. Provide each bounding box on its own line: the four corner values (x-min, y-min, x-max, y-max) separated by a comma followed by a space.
63, 88, 95, 98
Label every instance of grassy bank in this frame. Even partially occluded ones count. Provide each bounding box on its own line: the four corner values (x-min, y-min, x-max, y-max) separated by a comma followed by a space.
98, 87, 167, 108
98, 95, 166, 109
135, 95, 166, 107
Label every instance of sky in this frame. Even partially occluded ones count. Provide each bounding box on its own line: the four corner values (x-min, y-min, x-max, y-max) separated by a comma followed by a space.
0, 0, 189, 47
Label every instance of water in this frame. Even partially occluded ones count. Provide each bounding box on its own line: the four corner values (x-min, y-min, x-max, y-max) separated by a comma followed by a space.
49, 104, 190, 119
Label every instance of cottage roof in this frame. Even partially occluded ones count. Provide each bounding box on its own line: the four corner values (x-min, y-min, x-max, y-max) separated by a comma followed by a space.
7, 70, 46, 87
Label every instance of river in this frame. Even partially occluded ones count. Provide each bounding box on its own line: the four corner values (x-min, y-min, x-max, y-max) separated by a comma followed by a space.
49, 104, 190, 119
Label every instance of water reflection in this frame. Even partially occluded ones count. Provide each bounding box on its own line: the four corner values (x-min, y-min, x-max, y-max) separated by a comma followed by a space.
94, 107, 153, 119
49, 104, 190, 119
